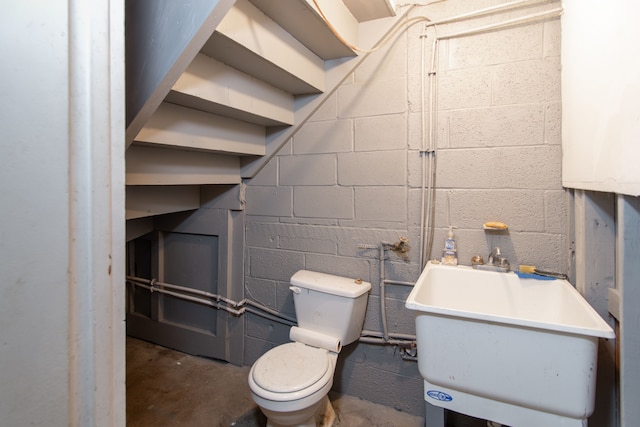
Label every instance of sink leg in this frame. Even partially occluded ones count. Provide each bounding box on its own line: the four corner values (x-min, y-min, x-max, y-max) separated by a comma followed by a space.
425, 402, 445, 427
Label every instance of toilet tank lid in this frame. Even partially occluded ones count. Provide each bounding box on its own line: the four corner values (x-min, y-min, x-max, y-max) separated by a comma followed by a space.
290, 270, 371, 298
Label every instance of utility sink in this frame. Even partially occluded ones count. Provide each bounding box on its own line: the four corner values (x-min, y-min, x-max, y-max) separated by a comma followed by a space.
405, 262, 614, 427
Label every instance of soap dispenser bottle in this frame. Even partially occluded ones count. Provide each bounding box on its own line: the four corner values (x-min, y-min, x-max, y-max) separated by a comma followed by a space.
441, 226, 458, 265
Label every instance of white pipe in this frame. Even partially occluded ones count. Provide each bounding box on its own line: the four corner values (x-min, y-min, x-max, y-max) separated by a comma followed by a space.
424, 0, 546, 28
362, 330, 417, 341
129, 281, 244, 315
426, 36, 439, 264
128, 276, 239, 306
244, 307, 296, 327
244, 299, 297, 323
438, 8, 563, 40
380, 243, 390, 341
359, 336, 415, 346
127, 276, 297, 323
419, 28, 427, 268
127, 274, 416, 345
383, 279, 415, 287
421, 35, 438, 268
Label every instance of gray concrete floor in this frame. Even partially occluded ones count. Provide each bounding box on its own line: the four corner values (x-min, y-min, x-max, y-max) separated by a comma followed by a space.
126, 337, 425, 427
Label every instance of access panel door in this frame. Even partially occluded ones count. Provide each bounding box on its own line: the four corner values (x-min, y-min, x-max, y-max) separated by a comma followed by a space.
127, 208, 243, 364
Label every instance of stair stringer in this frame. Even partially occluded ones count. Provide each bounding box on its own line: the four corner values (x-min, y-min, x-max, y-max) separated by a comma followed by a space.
239, 6, 414, 179
125, 0, 237, 148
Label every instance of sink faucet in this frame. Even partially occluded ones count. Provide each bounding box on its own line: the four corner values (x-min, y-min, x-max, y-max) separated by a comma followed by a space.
488, 247, 510, 270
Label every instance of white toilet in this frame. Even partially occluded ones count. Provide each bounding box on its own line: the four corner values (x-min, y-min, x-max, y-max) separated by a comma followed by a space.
248, 270, 371, 427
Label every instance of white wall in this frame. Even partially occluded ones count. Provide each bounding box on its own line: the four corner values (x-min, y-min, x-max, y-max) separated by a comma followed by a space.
0, 1, 125, 425
0, 3, 72, 424
561, 0, 640, 196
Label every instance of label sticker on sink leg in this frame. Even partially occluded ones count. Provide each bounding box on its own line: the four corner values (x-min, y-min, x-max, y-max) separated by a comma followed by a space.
426, 390, 453, 402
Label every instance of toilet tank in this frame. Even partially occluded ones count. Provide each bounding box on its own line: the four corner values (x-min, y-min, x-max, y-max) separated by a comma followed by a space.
290, 270, 371, 346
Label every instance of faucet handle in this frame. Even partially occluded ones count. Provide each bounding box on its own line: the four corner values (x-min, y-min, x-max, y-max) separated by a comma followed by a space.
488, 246, 500, 263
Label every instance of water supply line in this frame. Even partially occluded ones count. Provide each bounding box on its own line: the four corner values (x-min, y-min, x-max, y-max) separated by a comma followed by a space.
126, 276, 297, 326
416, 0, 563, 269
358, 241, 418, 354
127, 273, 417, 356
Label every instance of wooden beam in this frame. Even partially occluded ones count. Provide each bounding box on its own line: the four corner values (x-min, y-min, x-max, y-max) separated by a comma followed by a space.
616, 195, 640, 426
573, 190, 617, 426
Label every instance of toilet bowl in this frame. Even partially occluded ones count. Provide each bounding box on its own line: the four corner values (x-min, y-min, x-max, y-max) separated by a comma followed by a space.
248, 270, 371, 427
249, 342, 337, 426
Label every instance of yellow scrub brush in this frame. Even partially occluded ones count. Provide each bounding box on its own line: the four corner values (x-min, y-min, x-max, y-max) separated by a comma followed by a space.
518, 265, 567, 280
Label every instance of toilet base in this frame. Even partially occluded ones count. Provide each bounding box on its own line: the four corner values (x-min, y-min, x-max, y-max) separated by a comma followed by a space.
265, 395, 335, 427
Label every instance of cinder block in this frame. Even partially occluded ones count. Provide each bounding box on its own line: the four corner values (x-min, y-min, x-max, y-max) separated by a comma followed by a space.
245, 315, 290, 345
310, 92, 338, 122
434, 188, 451, 228
245, 221, 279, 249
385, 296, 416, 334
334, 357, 424, 415
303, 253, 371, 283
245, 186, 292, 216
436, 145, 562, 190
248, 247, 304, 281
279, 235, 337, 255
448, 104, 545, 148
249, 156, 277, 186
275, 280, 296, 316
336, 229, 406, 258
407, 150, 423, 189
408, 188, 449, 230
544, 189, 569, 234
280, 154, 336, 186
293, 186, 353, 219
355, 31, 406, 84
362, 298, 383, 331
355, 187, 407, 222
543, 19, 561, 58
244, 336, 275, 365
293, 119, 352, 154
407, 74, 426, 115
437, 113, 450, 149
407, 112, 424, 151
448, 189, 545, 232
509, 231, 565, 273
281, 217, 340, 226
338, 78, 407, 119
350, 343, 419, 377
245, 276, 276, 308
545, 102, 562, 145
438, 67, 492, 110
354, 114, 407, 152
339, 151, 406, 186
492, 57, 561, 105
448, 23, 543, 70
384, 257, 421, 282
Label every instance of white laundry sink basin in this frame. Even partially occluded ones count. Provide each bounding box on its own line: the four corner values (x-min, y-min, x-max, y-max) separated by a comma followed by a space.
405, 262, 614, 427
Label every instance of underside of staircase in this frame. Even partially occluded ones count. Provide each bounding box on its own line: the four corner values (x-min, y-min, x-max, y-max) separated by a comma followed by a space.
125, 0, 404, 231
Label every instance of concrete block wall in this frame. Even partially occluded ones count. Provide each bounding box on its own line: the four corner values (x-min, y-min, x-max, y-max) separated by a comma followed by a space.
243, 0, 565, 417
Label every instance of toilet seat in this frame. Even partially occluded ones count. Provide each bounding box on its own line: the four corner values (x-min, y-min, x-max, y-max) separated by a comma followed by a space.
249, 342, 335, 402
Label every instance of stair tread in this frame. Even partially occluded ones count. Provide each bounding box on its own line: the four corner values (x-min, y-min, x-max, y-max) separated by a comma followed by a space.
202, 0, 325, 95
248, 0, 357, 60
168, 53, 294, 127
135, 102, 266, 156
